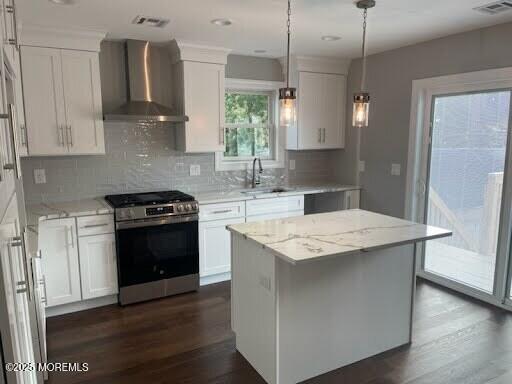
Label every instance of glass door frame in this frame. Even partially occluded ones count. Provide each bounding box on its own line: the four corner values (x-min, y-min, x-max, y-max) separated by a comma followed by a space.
406, 68, 512, 310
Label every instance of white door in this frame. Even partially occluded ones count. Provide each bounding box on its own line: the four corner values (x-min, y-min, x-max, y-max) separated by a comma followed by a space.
20, 46, 67, 156
39, 218, 81, 307
182, 61, 225, 152
322, 73, 345, 149
298, 71, 324, 149
199, 217, 245, 277
78, 233, 118, 300
61, 50, 104, 155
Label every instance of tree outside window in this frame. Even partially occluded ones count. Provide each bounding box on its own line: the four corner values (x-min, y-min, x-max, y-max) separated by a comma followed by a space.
224, 91, 274, 159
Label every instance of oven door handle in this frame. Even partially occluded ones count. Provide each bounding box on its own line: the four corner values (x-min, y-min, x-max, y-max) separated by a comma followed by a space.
116, 214, 198, 230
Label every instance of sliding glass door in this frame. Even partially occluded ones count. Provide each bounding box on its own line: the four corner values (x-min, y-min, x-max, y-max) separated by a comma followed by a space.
418, 85, 512, 307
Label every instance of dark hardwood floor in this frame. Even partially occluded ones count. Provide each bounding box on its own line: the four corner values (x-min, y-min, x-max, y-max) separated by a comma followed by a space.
46, 279, 512, 384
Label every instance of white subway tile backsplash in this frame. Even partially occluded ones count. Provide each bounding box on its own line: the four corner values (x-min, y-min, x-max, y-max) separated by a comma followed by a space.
21, 121, 335, 204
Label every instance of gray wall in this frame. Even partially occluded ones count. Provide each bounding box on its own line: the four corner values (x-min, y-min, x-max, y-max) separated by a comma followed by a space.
341, 21, 512, 217
21, 42, 334, 204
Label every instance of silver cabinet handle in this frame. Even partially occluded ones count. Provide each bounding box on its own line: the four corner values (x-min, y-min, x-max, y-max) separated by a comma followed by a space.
16, 287, 27, 294
212, 209, 232, 215
40, 276, 47, 305
5, 3, 18, 48
68, 226, 75, 248
322, 128, 326, 143
20, 124, 27, 146
58, 125, 65, 146
10, 236, 22, 247
5, 104, 21, 178
318, 128, 322, 143
67, 125, 73, 146
82, 223, 109, 229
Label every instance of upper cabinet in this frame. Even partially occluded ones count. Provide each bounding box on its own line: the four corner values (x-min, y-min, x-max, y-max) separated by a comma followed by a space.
170, 40, 231, 153
18, 27, 106, 156
21, 47, 105, 156
283, 56, 350, 151
2, 0, 18, 67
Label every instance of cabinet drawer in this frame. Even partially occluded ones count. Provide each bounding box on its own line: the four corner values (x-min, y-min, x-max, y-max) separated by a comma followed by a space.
77, 215, 114, 237
246, 195, 304, 217
199, 201, 246, 222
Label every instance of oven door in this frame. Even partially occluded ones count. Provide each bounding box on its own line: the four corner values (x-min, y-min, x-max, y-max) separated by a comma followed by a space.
115, 215, 199, 287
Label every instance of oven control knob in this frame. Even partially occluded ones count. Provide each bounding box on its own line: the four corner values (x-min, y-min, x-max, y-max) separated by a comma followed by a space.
185, 204, 192, 211
177, 205, 185, 212
192, 203, 199, 211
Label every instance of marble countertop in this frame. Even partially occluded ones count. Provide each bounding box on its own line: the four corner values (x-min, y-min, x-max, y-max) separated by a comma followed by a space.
227, 209, 452, 264
27, 198, 113, 227
195, 183, 360, 205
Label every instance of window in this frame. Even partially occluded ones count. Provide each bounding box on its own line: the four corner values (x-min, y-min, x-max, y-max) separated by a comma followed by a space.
224, 91, 273, 159
215, 79, 285, 171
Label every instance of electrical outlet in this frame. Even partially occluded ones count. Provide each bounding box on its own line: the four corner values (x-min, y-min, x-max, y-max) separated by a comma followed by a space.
289, 159, 296, 171
189, 164, 201, 176
34, 169, 46, 184
391, 163, 401, 176
358, 160, 366, 172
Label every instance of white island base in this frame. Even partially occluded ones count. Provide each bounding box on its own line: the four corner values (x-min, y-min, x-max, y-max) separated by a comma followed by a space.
228, 210, 451, 384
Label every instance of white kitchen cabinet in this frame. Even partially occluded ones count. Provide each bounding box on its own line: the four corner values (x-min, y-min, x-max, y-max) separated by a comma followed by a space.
288, 71, 345, 150
20, 46, 105, 156
39, 218, 82, 307
199, 217, 245, 277
174, 61, 225, 153
245, 195, 304, 217
13, 51, 27, 156
78, 233, 118, 300
1, 0, 17, 68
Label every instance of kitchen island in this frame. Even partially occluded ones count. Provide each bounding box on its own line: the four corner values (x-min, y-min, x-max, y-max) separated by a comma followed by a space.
227, 209, 451, 384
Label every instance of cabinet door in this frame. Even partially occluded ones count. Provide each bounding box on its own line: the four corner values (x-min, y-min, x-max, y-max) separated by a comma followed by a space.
39, 218, 81, 307
61, 49, 105, 155
297, 72, 324, 149
199, 217, 244, 277
182, 61, 225, 153
21, 46, 68, 156
1, 0, 16, 67
78, 233, 118, 300
322, 73, 345, 149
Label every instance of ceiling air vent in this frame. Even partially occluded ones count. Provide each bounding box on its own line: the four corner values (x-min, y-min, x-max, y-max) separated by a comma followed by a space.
474, 1, 512, 14
132, 15, 170, 28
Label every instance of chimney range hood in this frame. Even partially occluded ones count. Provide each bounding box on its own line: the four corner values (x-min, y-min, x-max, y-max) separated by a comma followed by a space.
104, 40, 188, 123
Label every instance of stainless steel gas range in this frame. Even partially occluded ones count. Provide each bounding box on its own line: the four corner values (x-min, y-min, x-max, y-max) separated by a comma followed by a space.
105, 191, 199, 305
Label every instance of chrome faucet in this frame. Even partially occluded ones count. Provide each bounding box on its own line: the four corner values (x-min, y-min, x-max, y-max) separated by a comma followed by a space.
251, 157, 263, 188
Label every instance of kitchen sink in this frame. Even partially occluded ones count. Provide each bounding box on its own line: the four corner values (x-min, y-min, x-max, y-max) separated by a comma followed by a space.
241, 187, 295, 195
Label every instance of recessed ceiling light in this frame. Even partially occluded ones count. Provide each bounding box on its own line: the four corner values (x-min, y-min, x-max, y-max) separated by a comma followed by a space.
321, 35, 341, 41
211, 18, 232, 26
48, 0, 76, 4
254, 49, 267, 54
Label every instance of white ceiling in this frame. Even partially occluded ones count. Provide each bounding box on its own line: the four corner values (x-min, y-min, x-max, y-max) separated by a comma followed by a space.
17, 0, 512, 58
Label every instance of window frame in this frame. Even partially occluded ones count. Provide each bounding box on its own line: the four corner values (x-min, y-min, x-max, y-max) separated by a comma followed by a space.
215, 78, 285, 172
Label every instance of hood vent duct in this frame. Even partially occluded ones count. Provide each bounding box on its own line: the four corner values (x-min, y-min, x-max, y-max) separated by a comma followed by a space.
104, 40, 188, 123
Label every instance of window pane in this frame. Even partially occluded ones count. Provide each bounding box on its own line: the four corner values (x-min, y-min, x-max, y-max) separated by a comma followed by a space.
225, 93, 269, 124
224, 127, 270, 158
424, 90, 510, 293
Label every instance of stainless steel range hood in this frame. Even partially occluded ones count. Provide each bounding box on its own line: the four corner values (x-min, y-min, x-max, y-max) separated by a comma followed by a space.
104, 40, 188, 123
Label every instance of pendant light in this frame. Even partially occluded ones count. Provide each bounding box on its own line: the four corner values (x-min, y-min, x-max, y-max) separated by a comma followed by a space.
353, 0, 375, 128
279, 0, 297, 127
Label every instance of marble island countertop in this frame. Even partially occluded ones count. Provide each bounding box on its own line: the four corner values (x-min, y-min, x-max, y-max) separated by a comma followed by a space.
194, 182, 360, 205
227, 209, 452, 264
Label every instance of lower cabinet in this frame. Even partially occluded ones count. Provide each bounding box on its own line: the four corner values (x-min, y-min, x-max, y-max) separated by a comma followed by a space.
78, 233, 118, 300
39, 214, 117, 308
39, 217, 82, 307
199, 217, 245, 277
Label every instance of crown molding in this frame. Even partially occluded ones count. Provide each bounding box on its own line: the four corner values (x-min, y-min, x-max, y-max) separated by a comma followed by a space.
169, 39, 232, 65
20, 25, 106, 52
279, 55, 351, 76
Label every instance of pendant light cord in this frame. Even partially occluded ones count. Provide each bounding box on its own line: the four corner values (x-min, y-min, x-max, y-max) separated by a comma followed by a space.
286, 0, 291, 88
361, 7, 368, 92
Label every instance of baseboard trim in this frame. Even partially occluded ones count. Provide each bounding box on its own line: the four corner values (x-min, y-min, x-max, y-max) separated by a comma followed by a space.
200, 272, 231, 286
46, 295, 118, 317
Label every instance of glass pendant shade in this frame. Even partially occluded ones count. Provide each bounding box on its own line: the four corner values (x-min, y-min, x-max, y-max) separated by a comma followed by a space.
353, 92, 370, 128
279, 87, 297, 127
